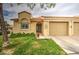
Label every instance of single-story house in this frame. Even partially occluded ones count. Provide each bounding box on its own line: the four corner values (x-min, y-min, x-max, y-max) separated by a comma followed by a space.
11, 11, 79, 36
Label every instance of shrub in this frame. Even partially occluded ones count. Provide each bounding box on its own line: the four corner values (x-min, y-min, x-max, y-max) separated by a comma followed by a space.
0, 32, 2, 35
9, 32, 36, 38
0, 37, 2, 52
9, 32, 15, 38
30, 33, 35, 37
7, 31, 10, 34
0, 31, 10, 35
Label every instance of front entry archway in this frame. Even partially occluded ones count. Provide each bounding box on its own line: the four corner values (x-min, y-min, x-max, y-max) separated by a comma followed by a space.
36, 23, 42, 37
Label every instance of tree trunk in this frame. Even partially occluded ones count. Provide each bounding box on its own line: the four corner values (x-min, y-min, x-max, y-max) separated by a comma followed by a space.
0, 3, 9, 48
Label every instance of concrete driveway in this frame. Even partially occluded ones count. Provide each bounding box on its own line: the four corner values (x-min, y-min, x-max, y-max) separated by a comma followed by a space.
51, 36, 79, 55
39, 36, 79, 55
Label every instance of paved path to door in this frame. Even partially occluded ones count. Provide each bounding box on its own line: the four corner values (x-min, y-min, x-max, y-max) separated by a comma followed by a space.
51, 36, 79, 55
39, 36, 79, 55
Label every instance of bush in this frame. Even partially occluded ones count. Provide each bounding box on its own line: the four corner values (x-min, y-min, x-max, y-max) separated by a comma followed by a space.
0, 31, 10, 35
0, 32, 2, 35
30, 33, 35, 37
0, 37, 2, 52
7, 31, 10, 34
9, 32, 36, 38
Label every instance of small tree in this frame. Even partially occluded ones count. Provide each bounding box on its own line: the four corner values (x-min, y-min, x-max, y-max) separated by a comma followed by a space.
10, 3, 56, 10
27, 3, 56, 10
0, 3, 9, 48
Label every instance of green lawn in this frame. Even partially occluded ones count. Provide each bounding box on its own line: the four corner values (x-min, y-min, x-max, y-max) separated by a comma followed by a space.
0, 34, 66, 55
0, 36, 2, 52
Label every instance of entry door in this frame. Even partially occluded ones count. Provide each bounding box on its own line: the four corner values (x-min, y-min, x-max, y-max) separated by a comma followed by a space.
36, 23, 42, 33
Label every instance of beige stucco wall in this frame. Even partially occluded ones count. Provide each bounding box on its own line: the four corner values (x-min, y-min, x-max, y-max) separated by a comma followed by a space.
30, 21, 36, 34
43, 17, 79, 36
12, 12, 79, 36
13, 21, 19, 33
13, 21, 37, 34
43, 21, 49, 36
68, 21, 74, 36
19, 12, 31, 20
13, 21, 30, 33
13, 12, 37, 34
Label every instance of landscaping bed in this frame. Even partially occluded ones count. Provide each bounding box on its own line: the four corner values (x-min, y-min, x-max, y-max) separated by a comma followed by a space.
0, 33, 67, 55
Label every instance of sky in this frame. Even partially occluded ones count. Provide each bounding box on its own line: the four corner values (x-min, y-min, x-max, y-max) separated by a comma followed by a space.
3, 3, 79, 25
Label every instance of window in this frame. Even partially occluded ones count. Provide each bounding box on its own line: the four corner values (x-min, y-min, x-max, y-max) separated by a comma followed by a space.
21, 22, 29, 29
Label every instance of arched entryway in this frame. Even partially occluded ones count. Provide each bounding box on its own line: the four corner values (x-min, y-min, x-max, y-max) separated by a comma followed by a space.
36, 23, 42, 37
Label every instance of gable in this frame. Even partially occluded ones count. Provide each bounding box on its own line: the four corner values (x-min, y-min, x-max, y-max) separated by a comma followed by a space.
20, 18, 30, 23
18, 11, 32, 19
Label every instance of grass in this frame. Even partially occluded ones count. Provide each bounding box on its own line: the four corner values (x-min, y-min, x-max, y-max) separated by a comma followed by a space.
0, 36, 2, 52
0, 34, 66, 55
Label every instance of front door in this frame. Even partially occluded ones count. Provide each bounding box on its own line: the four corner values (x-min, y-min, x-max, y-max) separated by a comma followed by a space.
36, 23, 42, 36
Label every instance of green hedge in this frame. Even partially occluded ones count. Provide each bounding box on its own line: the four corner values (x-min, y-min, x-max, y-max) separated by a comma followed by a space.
0, 32, 2, 35
0, 36, 2, 52
0, 31, 10, 35
9, 32, 36, 38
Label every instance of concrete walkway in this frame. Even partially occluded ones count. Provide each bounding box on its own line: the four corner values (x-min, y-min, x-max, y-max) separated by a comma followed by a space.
39, 36, 79, 55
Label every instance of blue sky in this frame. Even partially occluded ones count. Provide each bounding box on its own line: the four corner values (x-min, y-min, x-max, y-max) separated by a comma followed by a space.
3, 3, 79, 25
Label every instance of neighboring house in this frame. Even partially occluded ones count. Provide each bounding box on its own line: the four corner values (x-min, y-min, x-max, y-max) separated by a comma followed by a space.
11, 11, 79, 36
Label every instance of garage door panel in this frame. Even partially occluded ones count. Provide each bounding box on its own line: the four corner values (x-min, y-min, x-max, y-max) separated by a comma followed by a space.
49, 22, 68, 36
74, 22, 79, 35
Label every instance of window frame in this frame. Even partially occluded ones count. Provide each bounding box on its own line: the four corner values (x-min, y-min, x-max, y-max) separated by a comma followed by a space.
20, 18, 30, 30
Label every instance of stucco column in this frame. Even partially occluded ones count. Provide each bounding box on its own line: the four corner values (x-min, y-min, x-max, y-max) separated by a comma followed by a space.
43, 21, 49, 36
72, 21, 74, 35
69, 21, 73, 36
